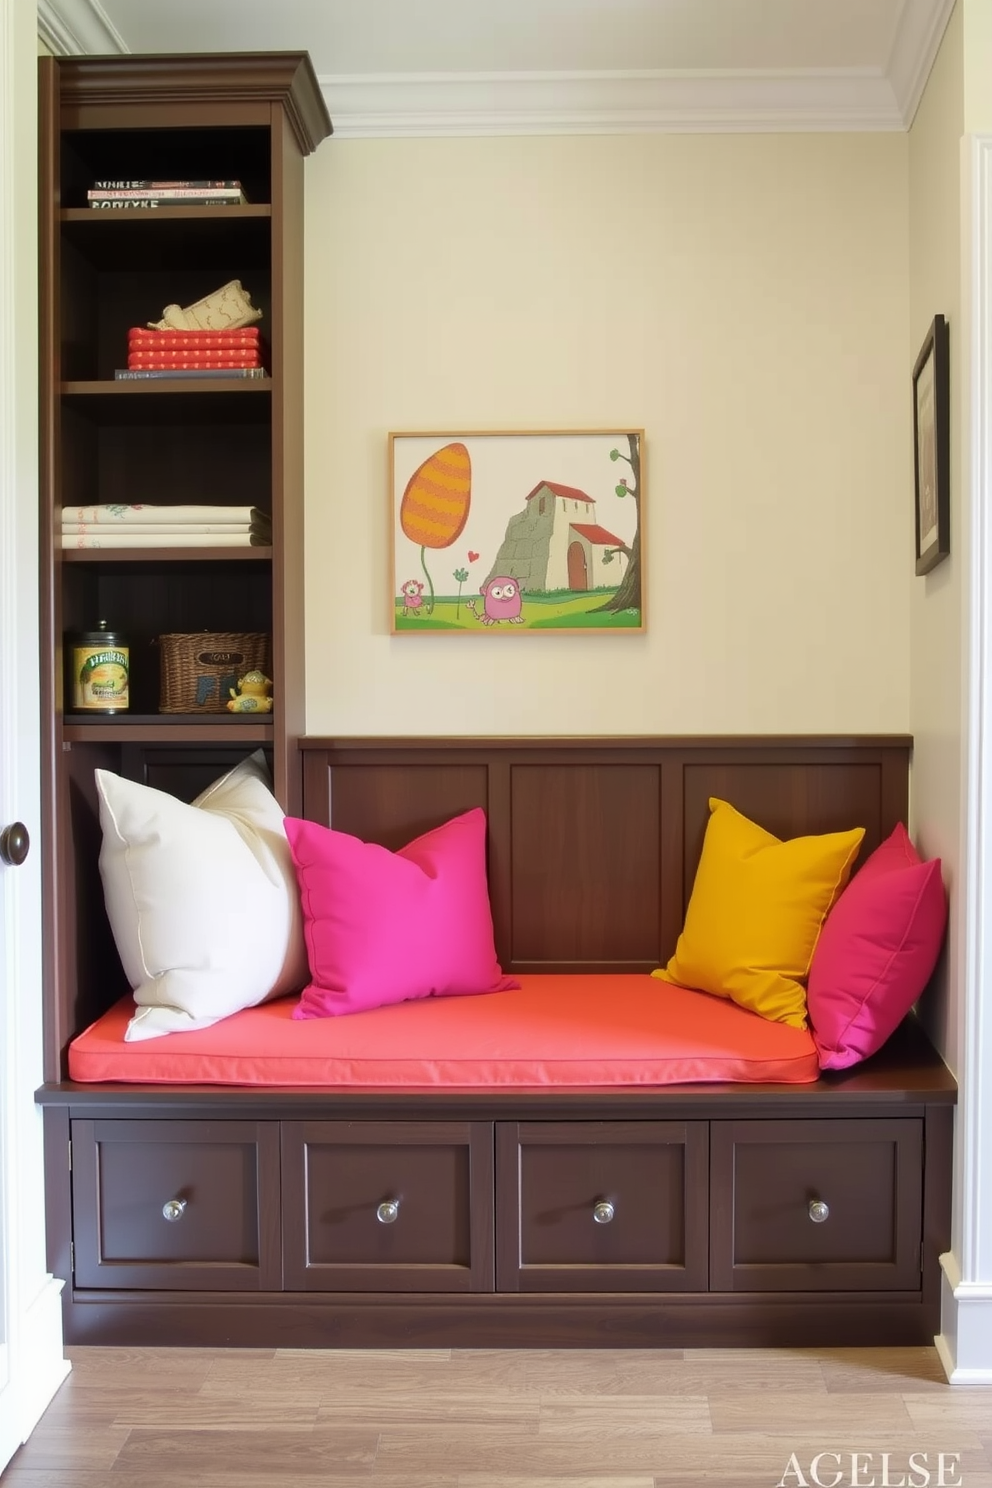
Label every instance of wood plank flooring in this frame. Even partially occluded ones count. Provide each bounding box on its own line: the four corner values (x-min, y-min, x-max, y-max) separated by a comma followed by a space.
3, 1346, 991, 1487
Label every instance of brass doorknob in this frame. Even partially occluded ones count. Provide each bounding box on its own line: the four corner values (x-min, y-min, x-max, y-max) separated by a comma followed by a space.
0, 823, 29, 867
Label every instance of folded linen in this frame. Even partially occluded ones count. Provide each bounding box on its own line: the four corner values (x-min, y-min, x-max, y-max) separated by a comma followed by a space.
61, 522, 268, 536
60, 504, 269, 527
60, 531, 269, 549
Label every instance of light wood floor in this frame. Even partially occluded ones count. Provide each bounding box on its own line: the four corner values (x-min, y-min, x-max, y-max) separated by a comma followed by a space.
3, 1346, 991, 1486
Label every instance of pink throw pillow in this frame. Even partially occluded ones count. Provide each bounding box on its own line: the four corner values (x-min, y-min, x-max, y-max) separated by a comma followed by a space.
285, 807, 518, 1017
806, 823, 947, 1070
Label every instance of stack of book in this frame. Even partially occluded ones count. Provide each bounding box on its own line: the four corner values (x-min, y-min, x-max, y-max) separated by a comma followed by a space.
115, 326, 266, 382
87, 180, 248, 210
60, 504, 272, 550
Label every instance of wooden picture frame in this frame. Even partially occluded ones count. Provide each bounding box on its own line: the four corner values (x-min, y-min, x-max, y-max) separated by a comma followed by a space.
390, 429, 644, 633
913, 314, 950, 576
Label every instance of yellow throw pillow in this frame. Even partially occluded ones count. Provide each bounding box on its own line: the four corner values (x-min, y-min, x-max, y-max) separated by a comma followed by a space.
653, 798, 864, 1028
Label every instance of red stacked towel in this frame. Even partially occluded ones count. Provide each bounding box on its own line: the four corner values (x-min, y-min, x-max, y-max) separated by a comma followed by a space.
126, 326, 263, 371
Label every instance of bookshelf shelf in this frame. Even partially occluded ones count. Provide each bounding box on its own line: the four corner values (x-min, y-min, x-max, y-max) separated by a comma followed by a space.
61, 205, 272, 219
62, 379, 272, 393
60, 546, 273, 563
63, 715, 275, 743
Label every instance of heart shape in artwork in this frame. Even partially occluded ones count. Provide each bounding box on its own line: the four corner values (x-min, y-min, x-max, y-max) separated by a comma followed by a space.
468, 551, 480, 562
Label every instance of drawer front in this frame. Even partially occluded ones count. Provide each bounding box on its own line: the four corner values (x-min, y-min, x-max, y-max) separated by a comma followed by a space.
282, 1121, 494, 1291
709, 1118, 924, 1292
71, 1119, 281, 1290
496, 1121, 709, 1292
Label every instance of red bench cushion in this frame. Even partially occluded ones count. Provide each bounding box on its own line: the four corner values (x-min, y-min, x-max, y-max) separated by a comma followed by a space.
67, 973, 819, 1087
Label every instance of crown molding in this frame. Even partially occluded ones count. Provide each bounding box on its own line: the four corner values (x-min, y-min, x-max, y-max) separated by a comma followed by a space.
887, 0, 957, 127
320, 68, 904, 139
37, 0, 955, 137
37, 0, 127, 57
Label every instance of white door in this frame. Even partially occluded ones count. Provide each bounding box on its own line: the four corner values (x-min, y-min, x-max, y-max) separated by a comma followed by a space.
0, 1, 69, 1469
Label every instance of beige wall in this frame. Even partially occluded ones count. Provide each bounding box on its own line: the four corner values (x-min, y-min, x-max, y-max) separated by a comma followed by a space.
964, 0, 992, 133
908, 0, 964, 1069
303, 131, 911, 736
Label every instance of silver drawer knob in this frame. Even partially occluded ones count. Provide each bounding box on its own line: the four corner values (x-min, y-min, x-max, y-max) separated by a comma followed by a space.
162, 1199, 187, 1223
376, 1199, 400, 1224
593, 1199, 615, 1224
808, 1199, 830, 1224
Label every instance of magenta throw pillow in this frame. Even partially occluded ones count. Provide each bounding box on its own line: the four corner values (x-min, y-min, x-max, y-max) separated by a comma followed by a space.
806, 822, 947, 1070
285, 807, 518, 1018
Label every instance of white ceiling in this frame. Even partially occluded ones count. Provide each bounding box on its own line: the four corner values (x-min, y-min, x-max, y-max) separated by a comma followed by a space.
39, 0, 956, 137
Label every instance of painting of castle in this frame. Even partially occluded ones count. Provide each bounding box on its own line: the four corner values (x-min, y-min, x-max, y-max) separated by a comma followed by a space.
391, 429, 643, 633
485, 480, 628, 595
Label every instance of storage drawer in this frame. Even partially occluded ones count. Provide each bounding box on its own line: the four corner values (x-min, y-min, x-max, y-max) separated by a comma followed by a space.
496, 1121, 709, 1291
71, 1119, 281, 1290
709, 1118, 923, 1292
281, 1121, 494, 1291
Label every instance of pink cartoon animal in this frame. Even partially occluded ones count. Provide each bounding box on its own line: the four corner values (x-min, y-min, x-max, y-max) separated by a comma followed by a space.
399, 578, 425, 617
466, 575, 525, 626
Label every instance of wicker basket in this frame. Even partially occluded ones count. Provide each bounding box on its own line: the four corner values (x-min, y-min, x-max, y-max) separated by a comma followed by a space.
157, 631, 271, 714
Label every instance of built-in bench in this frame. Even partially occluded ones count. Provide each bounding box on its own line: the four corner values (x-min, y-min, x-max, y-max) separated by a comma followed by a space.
36, 735, 956, 1348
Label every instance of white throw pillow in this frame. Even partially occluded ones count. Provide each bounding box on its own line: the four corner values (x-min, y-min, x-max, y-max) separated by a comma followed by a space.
96, 751, 308, 1041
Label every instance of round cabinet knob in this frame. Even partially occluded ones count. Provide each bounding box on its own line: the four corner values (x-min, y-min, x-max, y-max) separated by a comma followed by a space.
808, 1199, 830, 1224
376, 1199, 400, 1225
162, 1199, 187, 1223
592, 1199, 615, 1225
0, 822, 29, 867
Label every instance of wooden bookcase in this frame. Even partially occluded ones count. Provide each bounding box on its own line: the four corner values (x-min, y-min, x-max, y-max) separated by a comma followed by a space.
37, 53, 331, 1078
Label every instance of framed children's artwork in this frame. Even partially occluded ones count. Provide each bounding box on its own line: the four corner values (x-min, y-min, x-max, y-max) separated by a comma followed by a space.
390, 429, 644, 633
913, 314, 950, 576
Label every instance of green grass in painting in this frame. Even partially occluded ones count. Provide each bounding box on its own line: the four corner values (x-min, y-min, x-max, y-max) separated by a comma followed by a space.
393, 614, 464, 631
394, 591, 640, 631
533, 607, 641, 629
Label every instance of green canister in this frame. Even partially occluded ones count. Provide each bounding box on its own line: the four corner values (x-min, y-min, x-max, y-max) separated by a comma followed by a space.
68, 621, 129, 713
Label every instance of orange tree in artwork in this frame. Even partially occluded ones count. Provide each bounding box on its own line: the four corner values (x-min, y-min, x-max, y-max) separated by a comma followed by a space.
591, 431, 641, 615
399, 442, 472, 615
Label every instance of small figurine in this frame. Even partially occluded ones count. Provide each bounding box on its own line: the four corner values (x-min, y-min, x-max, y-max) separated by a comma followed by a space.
227, 670, 274, 713
148, 278, 262, 333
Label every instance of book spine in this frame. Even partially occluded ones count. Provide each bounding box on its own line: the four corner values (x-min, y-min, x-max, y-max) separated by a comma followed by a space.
90, 179, 242, 189
113, 367, 268, 381
128, 344, 262, 354
127, 354, 262, 368
125, 359, 262, 372
127, 329, 260, 346
127, 345, 262, 357
88, 198, 242, 209
88, 187, 243, 199
127, 343, 261, 351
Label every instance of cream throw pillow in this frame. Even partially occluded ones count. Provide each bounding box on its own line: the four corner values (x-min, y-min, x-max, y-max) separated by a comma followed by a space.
96, 751, 308, 1042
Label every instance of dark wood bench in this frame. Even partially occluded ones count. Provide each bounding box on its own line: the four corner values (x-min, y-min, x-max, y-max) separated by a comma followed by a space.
36, 735, 956, 1348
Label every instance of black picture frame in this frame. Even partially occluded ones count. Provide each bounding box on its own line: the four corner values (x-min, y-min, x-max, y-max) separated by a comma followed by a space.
913, 313, 950, 576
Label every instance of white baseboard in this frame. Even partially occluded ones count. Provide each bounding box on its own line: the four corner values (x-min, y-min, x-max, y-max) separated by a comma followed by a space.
0, 1277, 70, 1473
935, 1252, 992, 1383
